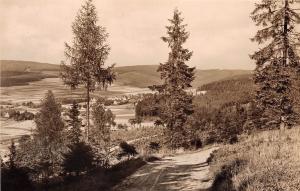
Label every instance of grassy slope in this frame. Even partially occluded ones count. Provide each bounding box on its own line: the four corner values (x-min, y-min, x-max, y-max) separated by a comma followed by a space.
0, 60, 252, 88
209, 128, 300, 191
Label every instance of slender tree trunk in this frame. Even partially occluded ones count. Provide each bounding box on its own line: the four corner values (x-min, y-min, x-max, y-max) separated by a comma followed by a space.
86, 85, 90, 141
281, 0, 289, 129
283, 0, 288, 68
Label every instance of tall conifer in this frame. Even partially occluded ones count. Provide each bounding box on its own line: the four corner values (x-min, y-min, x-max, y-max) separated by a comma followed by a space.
251, 0, 300, 128
151, 9, 195, 148
34, 90, 65, 179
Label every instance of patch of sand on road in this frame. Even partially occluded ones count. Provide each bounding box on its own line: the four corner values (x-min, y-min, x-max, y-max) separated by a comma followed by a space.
113, 147, 218, 191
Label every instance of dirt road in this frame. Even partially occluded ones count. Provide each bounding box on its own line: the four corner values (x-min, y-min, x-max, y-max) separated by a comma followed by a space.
113, 147, 218, 191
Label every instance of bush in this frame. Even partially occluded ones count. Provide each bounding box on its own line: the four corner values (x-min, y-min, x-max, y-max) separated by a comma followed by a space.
117, 123, 128, 130
210, 159, 247, 191
117, 141, 138, 160
63, 142, 95, 176
148, 142, 160, 151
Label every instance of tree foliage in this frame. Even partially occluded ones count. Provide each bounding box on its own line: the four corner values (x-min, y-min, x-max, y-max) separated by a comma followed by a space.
117, 141, 138, 160
60, 0, 116, 139
151, 9, 195, 148
63, 142, 94, 176
67, 101, 82, 144
251, 0, 300, 128
90, 98, 116, 166
1, 141, 33, 191
33, 90, 66, 180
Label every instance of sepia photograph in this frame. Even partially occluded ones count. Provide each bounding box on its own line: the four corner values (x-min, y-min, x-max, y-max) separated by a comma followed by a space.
0, 0, 300, 190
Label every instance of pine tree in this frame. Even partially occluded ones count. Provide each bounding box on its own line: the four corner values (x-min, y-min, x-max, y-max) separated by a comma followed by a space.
34, 90, 65, 180
243, 101, 263, 132
151, 9, 195, 148
251, 0, 300, 129
67, 101, 82, 144
60, 0, 116, 140
63, 102, 94, 176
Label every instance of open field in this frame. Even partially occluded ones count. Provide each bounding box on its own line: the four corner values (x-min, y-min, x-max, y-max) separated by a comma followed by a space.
0, 77, 149, 104
0, 77, 153, 156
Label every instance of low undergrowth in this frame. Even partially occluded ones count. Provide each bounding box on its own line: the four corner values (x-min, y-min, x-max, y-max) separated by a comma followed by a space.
48, 158, 147, 191
209, 127, 300, 191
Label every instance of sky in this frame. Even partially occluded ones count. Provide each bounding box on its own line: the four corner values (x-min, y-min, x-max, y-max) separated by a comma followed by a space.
0, 0, 259, 70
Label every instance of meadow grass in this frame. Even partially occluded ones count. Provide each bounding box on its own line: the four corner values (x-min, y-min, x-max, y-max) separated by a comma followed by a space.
209, 127, 300, 191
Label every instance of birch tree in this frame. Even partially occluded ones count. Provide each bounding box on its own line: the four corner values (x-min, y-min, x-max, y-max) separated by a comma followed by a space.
61, 0, 116, 139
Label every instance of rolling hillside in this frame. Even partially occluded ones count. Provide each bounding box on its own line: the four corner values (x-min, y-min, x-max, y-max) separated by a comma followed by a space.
195, 74, 255, 108
0, 60, 252, 88
0, 60, 60, 72
0, 60, 59, 87
114, 65, 252, 88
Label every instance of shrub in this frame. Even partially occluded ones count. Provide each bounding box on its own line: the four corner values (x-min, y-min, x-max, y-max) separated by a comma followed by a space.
210, 159, 247, 191
148, 142, 160, 151
117, 141, 138, 160
117, 123, 128, 130
1, 140, 34, 191
63, 142, 95, 176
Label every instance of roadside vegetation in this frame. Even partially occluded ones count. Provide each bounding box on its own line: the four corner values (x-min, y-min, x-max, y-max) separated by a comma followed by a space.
208, 1, 300, 191
209, 128, 300, 191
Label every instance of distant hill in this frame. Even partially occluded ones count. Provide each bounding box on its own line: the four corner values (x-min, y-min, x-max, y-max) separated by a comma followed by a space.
0, 60, 60, 72
0, 60, 252, 88
0, 60, 59, 87
114, 65, 161, 88
114, 65, 252, 88
194, 74, 255, 108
